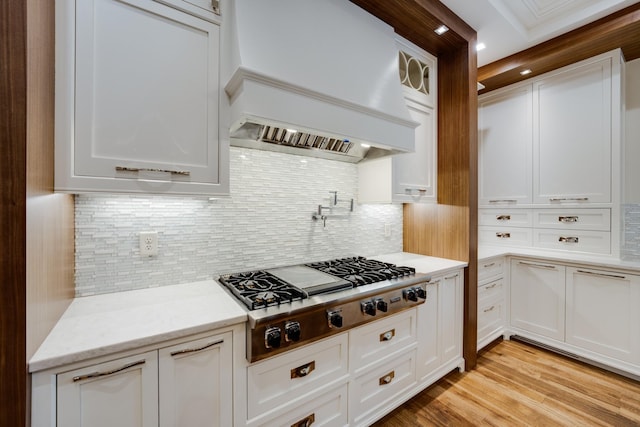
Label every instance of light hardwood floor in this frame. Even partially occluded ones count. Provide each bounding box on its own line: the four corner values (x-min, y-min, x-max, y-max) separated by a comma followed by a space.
373, 339, 640, 426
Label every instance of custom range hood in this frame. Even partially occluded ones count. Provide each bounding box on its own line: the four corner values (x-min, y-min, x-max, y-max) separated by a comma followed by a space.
223, 0, 418, 163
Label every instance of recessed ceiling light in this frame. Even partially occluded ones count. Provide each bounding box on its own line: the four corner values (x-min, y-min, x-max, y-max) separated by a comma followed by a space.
434, 25, 449, 35
476, 42, 486, 51
520, 69, 532, 76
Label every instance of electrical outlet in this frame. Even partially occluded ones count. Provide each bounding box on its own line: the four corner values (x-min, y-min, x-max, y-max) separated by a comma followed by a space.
139, 231, 158, 257
384, 223, 392, 237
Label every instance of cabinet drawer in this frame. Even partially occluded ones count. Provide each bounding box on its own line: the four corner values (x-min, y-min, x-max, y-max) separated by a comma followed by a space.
533, 229, 611, 254
350, 350, 417, 426
247, 334, 348, 420
479, 226, 533, 247
478, 257, 505, 282
478, 279, 504, 303
534, 209, 610, 231
479, 209, 533, 227
257, 384, 348, 427
349, 309, 417, 375
478, 298, 505, 349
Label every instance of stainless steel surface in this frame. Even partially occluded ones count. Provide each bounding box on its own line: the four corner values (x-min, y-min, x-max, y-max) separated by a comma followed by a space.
559, 216, 579, 223
576, 269, 626, 280
115, 166, 190, 176
170, 339, 224, 357
72, 359, 146, 382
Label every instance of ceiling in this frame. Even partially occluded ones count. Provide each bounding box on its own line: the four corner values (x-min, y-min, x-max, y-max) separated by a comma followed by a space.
440, 0, 640, 67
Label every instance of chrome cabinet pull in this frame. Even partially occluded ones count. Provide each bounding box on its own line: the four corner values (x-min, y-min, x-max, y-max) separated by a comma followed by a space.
518, 261, 557, 270
550, 197, 588, 202
496, 232, 511, 238
559, 236, 579, 243
484, 283, 497, 290
115, 166, 190, 176
291, 361, 315, 379
380, 329, 396, 342
379, 371, 395, 386
170, 339, 223, 357
483, 262, 495, 268
211, 0, 220, 15
291, 413, 315, 427
489, 199, 517, 204
72, 359, 146, 382
445, 273, 459, 279
483, 305, 496, 313
559, 216, 579, 223
576, 270, 626, 280
496, 215, 511, 221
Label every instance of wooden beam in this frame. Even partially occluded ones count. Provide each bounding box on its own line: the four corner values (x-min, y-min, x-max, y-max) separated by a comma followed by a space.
478, 3, 640, 93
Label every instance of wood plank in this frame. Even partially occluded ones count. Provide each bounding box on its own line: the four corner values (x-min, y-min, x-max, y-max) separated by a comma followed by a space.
373, 340, 640, 426
478, 3, 640, 93
0, 0, 28, 425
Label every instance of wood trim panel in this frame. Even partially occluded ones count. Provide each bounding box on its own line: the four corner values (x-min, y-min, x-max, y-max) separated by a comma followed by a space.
25, 0, 74, 360
1, 1, 28, 425
478, 3, 640, 93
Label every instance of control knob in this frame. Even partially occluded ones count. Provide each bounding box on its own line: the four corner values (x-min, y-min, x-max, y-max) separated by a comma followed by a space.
284, 321, 301, 342
265, 326, 282, 349
361, 300, 376, 316
375, 298, 388, 312
327, 309, 343, 329
403, 288, 418, 302
415, 286, 427, 300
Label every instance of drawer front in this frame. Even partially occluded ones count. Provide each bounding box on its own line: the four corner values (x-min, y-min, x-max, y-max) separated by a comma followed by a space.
478, 257, 505, 282
350, 350, 417, 426
479, 226, 533, 247
477, 299, 505, 348
534, 209, 610, 231
479, 209, 533, 227
533, 229, 611, 254
478, 278, 504, 303
258, 384, 348, 427
349, 309, 417, 375
247, 334, 348, 420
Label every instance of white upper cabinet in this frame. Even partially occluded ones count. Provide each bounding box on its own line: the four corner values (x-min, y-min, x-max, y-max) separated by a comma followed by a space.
358, 36, 437, 204
533, 55, 616, 205
55, 0, 229, 195
479, 84, 533, 206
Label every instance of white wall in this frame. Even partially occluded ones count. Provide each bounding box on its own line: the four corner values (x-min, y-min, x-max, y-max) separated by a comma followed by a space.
74, 147, 404, 296
625, 58, 640, 203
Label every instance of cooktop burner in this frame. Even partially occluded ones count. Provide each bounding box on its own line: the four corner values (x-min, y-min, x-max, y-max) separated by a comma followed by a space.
305, 256, 415, 285
218, 270, 307, 310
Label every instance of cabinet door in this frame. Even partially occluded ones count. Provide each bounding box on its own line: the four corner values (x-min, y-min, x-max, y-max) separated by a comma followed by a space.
510, 259, 566, 341
159, 332, 232, 427
391, 100, 436, 202
58, 0, 226, 194
416, 281, 439, 380
478, 85, 533, 205
533, 57, 612, 204
57, 351, 158, 427
440, 271, 463, 364
566, 268, 640, 363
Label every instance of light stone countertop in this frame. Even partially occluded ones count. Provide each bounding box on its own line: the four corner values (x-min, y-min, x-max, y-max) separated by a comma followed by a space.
478, 245, 640, 273
29, 280, 247, 372
372, 252, 468, 274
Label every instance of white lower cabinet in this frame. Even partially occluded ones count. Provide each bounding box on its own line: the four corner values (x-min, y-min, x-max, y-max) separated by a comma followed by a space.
510, 258, 566, 341
477, 257, 506, 350
565, 267, 640, 364
34, 330, 234, 427
507, 257, 640, 377
417, 270, 465, 383
57, 351, 159, 427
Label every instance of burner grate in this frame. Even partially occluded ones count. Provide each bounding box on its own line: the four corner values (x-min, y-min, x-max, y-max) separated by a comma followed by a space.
219, 270, 307, 310
305, 257, 415, 286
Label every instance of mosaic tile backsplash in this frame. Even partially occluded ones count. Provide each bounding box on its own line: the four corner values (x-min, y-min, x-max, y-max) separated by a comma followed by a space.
75, 147, 403, 296
622, 204, 640, 261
